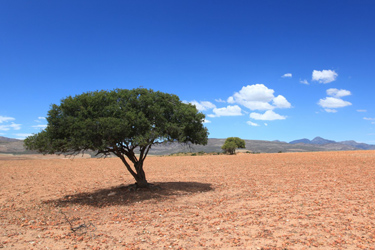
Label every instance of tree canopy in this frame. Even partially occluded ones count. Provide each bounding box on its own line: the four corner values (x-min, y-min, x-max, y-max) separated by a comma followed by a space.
221, 137, 246, 155
24, 88, 209, 188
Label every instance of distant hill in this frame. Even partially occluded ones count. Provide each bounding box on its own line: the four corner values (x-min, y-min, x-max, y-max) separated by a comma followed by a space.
289, 136, 375, 151
311, 137, 337, 145
0, 136, 30, 154
290, 136, 336, 145
339, 140, 375, 150
1, 136, 374, 156
148, 137, 375, 155
0, 136, 21, 142
289, 138, 311, 144
147, 139, 319, 155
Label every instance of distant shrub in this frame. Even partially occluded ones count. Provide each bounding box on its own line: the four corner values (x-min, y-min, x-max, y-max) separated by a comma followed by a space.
222, 137, 246, 155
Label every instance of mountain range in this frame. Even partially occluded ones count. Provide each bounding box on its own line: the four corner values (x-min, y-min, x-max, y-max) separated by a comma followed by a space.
1, 136, 374, 156
289, 136, 375, 150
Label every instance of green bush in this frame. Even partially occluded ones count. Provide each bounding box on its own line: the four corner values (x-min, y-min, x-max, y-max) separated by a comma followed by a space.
222, 137, 246, 155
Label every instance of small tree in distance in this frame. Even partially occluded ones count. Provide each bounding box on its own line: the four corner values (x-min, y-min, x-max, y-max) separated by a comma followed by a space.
222, 137, 246, 155
24, 88, 209, 189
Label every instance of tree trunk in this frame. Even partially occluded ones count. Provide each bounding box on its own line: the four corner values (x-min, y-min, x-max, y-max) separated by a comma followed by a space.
134, 161, 149, 188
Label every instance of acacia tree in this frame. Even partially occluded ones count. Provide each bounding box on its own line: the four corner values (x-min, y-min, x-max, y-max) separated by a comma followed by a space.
24, 88, 208, 188
221, 137, 245, 155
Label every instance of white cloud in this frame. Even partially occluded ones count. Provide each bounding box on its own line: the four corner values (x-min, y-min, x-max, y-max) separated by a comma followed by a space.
200, 101, 216, 110
203, 119, 211, 124
325, 109, 338, 113
249, 110, 286, 121
32, 124, 48, 129
242, 101, 274, 111
234, 84, 274, 103
247, 121, 260, 126
318, 97, 352, 109
312, 70, 338, 84
264, 123, 268, 126
227, 96, 235, 103
228, 84, 291, 111
14, 133, 33, 139
188, 100, 216, 111
35, 117, 47, 123
0, 116, 21, 131
326, 88, 351, 98
0, 116, 15, 123
364, 117, 375, 121
215, 98, 226, 103
0, 123, 21, 131
300, 79, 309, 85
318, 88, 352, 112
282, 73, 292, 78
272, 95, 292, 109
210, 105, 242, 117
357, 109, 367, 112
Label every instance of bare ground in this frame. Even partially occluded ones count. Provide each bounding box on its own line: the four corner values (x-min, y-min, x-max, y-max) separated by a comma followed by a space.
1, 151, 375, 249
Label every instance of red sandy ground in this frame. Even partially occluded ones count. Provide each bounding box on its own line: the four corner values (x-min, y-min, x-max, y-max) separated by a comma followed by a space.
1, 151, 375, 249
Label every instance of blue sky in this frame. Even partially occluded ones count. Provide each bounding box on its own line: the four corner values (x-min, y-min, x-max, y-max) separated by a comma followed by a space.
1, 0, 375, 144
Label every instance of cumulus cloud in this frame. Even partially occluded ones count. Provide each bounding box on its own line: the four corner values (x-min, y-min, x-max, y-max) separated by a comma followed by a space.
300, 79, 309, 85
282, 73, 292, 78
318, 97, 352, 109
247, 121, 260, 126
187, 100, 216, 111
209, 105, 242, 117
203, 119, 211, 124
326, 88, 351, 98
0, 116, 15, 123
318, 88, 352, 112
272, 95, 292, 109
227, 96, 235, 104
227, 84, 291, 111
249, 110, 286, 121
312, 70, 338, 83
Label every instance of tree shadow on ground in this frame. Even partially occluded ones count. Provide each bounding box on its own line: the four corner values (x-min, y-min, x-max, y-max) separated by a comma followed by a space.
43, 182, 213, 208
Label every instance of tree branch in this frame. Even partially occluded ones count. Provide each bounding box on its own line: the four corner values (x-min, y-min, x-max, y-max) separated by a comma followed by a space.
117, 153, 137, 180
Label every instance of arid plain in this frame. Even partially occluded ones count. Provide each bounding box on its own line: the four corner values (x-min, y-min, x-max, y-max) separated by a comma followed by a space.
1, 151, 375, 249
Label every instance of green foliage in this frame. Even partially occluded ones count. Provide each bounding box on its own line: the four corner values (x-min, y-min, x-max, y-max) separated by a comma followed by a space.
24, 88, 209, 187
221, 137, 246, 155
